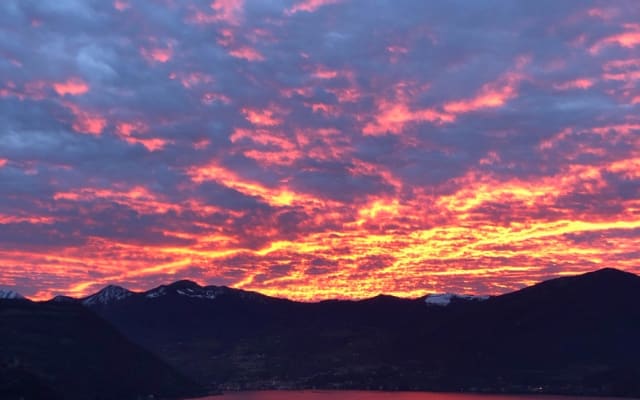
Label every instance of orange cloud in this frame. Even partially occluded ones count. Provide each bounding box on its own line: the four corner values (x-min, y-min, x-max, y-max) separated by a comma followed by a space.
0, 159, 7, 168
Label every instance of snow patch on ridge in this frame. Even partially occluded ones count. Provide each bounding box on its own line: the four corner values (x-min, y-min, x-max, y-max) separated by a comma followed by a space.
144, 284, 226, 300
146, 287, 166, 298
0, 289, 24, 300
425, 293, 489, 306
176, 287, 220, 300
52, 295, 77, 303
82, 285, 132, 306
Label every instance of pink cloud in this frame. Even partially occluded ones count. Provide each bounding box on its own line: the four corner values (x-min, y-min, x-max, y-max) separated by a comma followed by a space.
116, 121, 149, 136
387, 45, 409, 63
186, 1, 244, 26
243, 107, 282, 126
140, 44, 174, 64
443, 58, 528, 114
116, 121, 167, 151
169, 72, 214, 89
65, 103, 106, 135
552, 78, 595, 90
586, 7, 618, 20
286, 0, 341, 15
229, 46, 265, 61
201, 92, 232, 105
591, 25, 640, 53
113, 0, 130, 11
602, 58, 640, 82
363, 100, 454, 136
312, 66, 339, 79
0, 80, 47, 101
193, 138, 211, 150
444, 82, 517, 113
211, 0, 244, 25
53, 78, 89, 96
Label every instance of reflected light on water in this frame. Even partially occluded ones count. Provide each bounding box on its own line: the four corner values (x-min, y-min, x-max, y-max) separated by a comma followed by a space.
189, 391, 621, 400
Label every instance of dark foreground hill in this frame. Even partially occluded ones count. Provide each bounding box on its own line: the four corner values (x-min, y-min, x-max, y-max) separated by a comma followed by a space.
0, 299, 205, 400
78, 268, 640, 397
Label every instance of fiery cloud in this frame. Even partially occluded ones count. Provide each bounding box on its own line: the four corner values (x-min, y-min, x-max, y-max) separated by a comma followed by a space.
0, 0, 639, 301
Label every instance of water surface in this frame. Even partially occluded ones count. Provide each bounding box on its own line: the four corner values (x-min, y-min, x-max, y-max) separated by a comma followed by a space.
191, 391, 622, 400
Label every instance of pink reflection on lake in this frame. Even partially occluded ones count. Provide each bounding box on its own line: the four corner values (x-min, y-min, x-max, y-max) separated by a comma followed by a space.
191, 391, 622, 400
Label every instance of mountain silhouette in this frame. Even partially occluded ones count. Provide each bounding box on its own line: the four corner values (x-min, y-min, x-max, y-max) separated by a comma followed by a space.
0, 299, 205, 400
66, 268, 640, 397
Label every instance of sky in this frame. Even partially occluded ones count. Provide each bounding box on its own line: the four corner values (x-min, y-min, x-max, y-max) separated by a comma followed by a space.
0, 0, 639, 301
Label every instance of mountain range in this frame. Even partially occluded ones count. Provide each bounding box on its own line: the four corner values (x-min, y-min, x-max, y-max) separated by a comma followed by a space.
0, 298, 205, 400
2, 268, 640, 398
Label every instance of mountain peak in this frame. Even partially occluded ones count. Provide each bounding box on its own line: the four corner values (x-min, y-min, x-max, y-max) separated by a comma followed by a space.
167, 280, 202, 289
82, 284, 133, 306
143, 280, 228, 300
51, 295, 77, 304
546, 267, 639, 288
585, 267, 636, 279
425, 293, 489, 306
0, 289, 25, 300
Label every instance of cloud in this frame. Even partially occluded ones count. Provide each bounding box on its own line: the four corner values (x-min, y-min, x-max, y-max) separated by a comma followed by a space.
0, 0, 639, 300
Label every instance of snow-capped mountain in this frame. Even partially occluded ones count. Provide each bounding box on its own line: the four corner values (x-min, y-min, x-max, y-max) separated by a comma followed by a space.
144, 280, 231, 300
82, 285, 133, 306
0, 289, 24, 300
424, 293, 489, 306
53, 280, 249, 306
51, 295, 78, 303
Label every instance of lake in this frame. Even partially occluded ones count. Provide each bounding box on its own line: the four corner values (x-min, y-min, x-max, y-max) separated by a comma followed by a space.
190, 391, 623, 400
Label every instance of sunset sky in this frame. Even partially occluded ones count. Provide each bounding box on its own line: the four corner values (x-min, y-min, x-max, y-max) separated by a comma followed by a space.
0, 0, 639, 301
